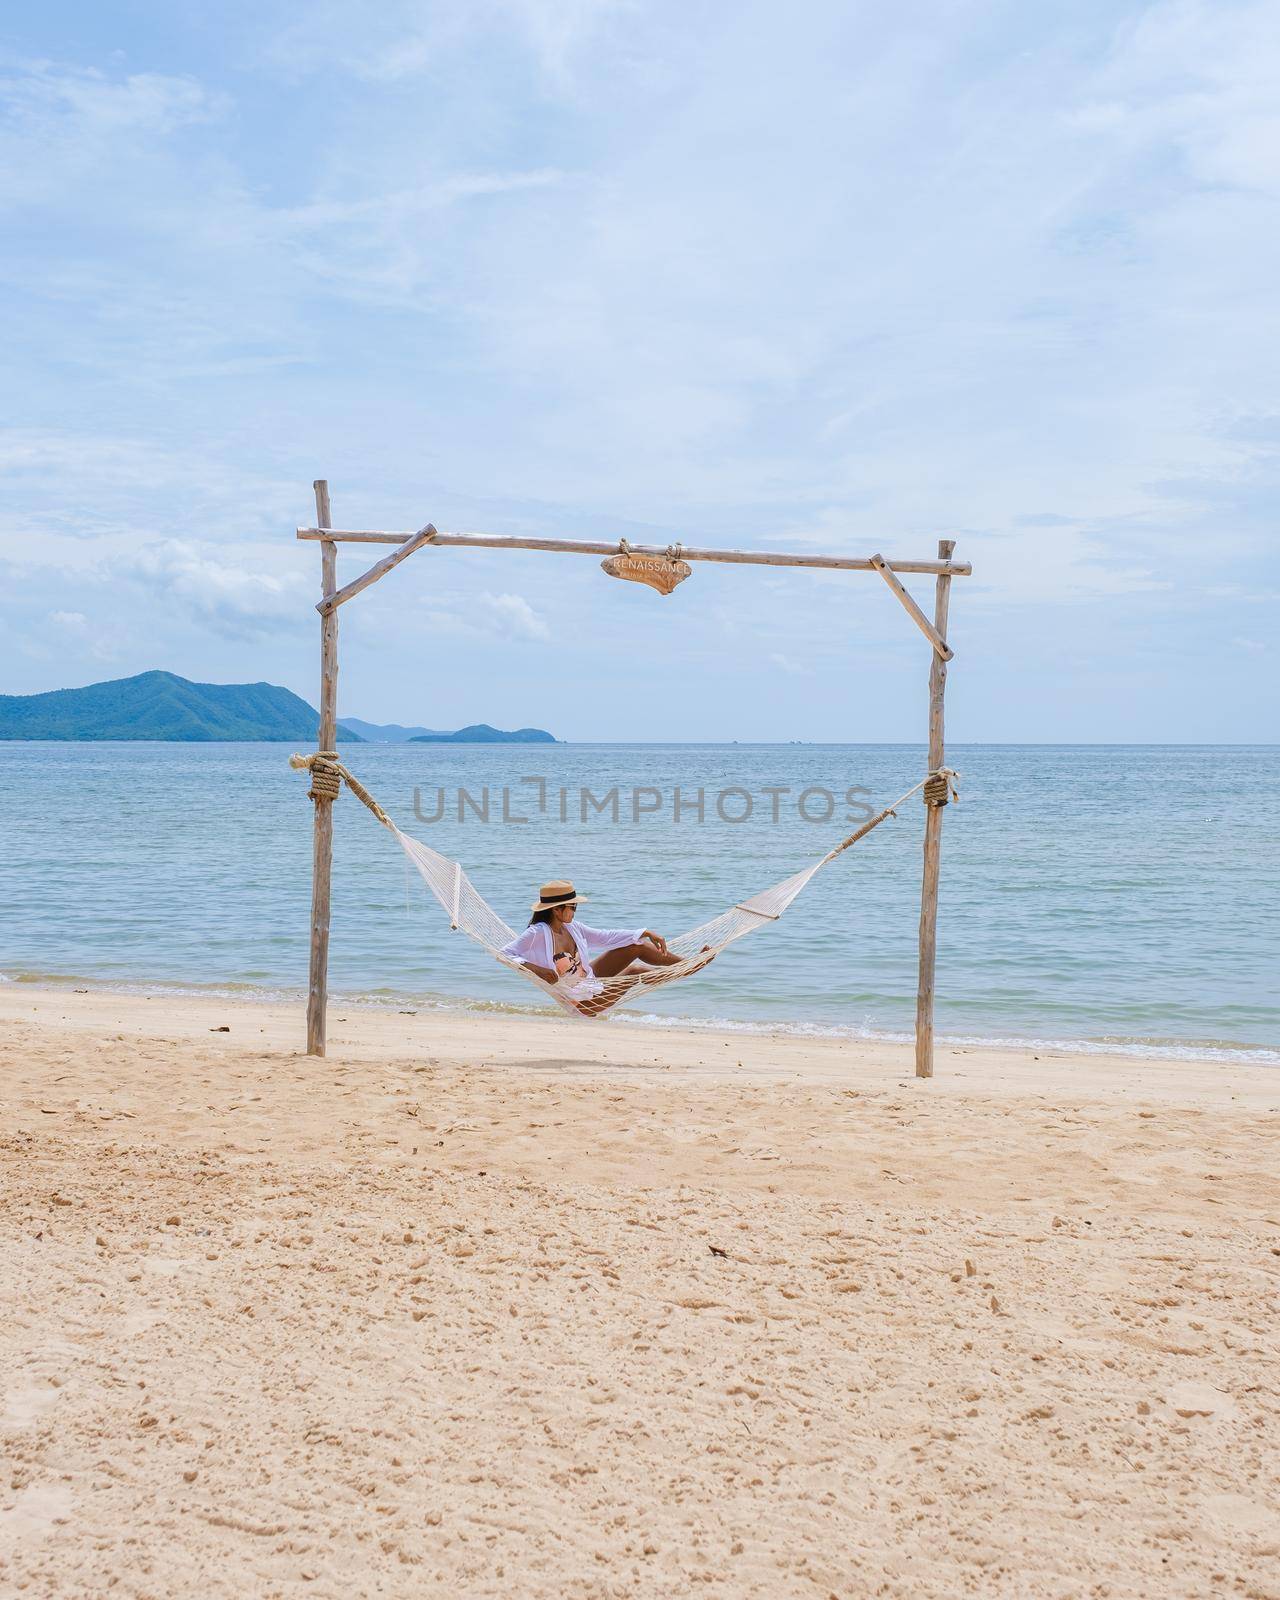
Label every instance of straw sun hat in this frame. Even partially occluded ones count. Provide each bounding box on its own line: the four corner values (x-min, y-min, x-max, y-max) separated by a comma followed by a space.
531, 879, 589, 913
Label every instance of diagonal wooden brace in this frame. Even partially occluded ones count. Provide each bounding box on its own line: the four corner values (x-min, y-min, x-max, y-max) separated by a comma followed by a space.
870, 553, 954, 660
316, 523, 438, 615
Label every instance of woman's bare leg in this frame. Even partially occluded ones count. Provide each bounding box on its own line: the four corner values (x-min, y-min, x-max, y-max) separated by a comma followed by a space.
576, 944, 718, 1018
574, 976, 641, 1018
590, 941, 682, 979
570, 945, 674, 1018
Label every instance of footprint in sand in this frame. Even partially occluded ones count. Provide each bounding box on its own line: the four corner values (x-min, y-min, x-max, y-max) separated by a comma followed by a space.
143, 1257, 184, 1277
1, 1384, 62, 1428
0, 1482, 75, 1543
1166, 1380, 1238, 1420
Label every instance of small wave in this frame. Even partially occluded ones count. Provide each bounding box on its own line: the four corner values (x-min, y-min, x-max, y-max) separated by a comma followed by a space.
615, 1010, 1280, 1064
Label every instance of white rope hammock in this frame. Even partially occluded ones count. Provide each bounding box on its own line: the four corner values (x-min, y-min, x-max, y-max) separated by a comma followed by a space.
290, 754, 957, 1019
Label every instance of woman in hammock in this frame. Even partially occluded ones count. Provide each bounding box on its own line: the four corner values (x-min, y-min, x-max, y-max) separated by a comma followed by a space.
500, 879, 699, 1016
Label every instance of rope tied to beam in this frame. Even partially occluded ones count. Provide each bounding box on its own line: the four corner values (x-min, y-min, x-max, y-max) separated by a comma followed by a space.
821, 767, 958, 863
289, 751, 394, 828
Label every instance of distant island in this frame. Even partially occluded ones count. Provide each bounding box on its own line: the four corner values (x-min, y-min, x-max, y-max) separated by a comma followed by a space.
0, 671, 558, 744
0, 671, 365, 743
409, 724, 556, 744
343, 716, 557, 744
338, 717, 447, 742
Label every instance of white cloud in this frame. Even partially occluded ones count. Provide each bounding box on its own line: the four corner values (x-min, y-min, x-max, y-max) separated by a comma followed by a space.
0, 62, 222, 136
419, 589, 550, 642
1088, 0, 1280, 194
478, 591, 550, 639
467, 592, 547, 640
768, 652, 806, 675
0, 64, 226, 207
130, 540, 301, 638
48, 610, 87, 628
273, 169, 570, 304
265, 0, 628, 87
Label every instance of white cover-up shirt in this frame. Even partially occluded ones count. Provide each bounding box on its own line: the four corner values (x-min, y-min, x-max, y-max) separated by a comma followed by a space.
500, 921, 646, 999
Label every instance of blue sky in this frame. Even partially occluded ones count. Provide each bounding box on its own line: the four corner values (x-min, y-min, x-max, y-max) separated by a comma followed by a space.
2, 0, 1276, 740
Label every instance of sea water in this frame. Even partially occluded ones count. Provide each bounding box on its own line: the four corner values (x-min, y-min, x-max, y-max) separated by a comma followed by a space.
2, 742, 1276, 1061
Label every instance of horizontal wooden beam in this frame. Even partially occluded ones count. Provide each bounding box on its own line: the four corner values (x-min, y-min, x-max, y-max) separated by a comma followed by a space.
870, 552, 954, 660
316, 523, 437, 616
296, 526, 971, 577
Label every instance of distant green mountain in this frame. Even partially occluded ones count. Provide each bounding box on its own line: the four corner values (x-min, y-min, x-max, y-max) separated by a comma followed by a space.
409, 723, 557, 744
0, 671, 364, 743
340, 716, 449, 742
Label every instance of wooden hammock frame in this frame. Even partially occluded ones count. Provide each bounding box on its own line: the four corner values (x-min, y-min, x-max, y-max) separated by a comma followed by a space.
295, 481, 972, 1076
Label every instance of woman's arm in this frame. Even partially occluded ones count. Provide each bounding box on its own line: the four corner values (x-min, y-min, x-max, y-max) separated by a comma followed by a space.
500, 925, 560, 982
575, 922, 652, 955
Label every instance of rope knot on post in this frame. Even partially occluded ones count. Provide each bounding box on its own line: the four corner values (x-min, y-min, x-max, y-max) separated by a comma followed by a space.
288, 752, 395, 830
923, 768, 960, 808
290, 750, 341, 803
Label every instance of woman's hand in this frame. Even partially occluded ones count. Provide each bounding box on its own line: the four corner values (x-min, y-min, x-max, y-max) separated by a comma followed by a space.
640, 930, 668, 954
525, 962, 560, 984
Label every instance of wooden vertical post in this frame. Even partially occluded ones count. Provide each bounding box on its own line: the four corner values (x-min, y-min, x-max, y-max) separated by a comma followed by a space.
306, 479, 338, 1056
914, 538, 955, 1079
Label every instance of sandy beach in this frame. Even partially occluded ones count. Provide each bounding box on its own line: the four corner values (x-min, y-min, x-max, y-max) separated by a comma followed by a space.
1, 985, 1277, 1598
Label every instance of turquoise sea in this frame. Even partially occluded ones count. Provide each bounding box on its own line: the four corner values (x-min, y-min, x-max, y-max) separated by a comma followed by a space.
2, 743, 1277, 1062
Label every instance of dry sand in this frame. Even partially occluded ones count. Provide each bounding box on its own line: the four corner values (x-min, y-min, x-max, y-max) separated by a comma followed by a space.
1, 985, 1278, 1598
